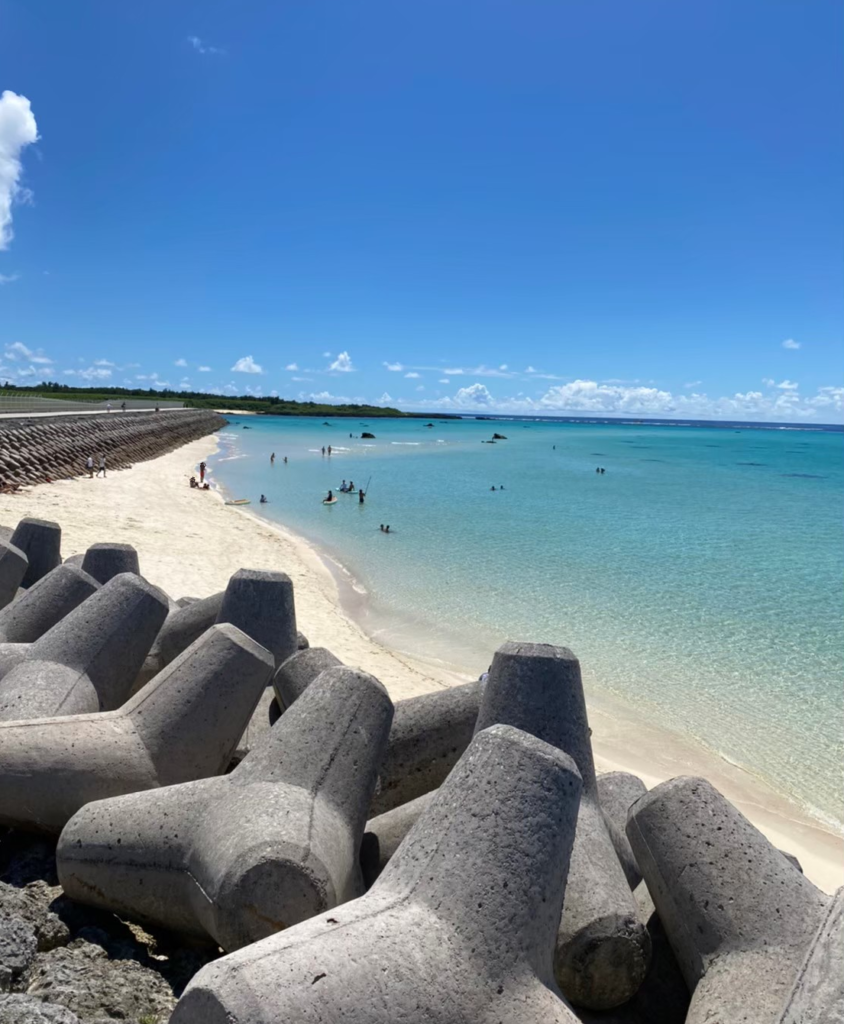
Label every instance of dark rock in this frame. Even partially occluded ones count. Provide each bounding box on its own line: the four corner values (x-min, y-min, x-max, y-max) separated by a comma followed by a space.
0, 881, 70, 952
0, 995, 81, 1024
492, 433, 507, 440
361, 432, 375, 439
1, 914, 38, 989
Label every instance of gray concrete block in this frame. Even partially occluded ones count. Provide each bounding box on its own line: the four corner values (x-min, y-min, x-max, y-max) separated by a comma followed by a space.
10, 518, 62, 589
369, 678, 481, 815
80, 542, 140, 584
598, 771, 648, 889
626, 776, 830, 1024
272, 646, 342, 710
170, 724, 585, 1024
57, 664, 394, 952
216, 568, 298, 667
0, 539, 28, 610
777, 886, 844, 1024
0, 573, 169, 721
475, 641, 650, 1010
0, 623, 273, 833
132, 590, 224, 693
0, 564, 100, 644
364, 789, 435, 880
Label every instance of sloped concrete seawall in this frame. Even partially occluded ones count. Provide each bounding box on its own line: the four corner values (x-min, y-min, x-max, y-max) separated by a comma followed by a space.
0, 409, 226, 486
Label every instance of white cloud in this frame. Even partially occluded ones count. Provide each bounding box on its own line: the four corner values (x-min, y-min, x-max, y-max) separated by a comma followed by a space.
383, 361, 404, 372
684, 380, 702, 389
30, 355, 52, 365
292, 376, 313, 382
379, 392, 393, 403
285, 362, 298, 371
188, 35, 225, 56
499, 364, 508, 370
94, 359, 115, 367
415, 385, 425, 392
198, 365, 211, 372
4, 341, 35, 360
782, 339, 801, 350
0, 272, 20, 284
322, 351, 332, 358
66, 366, 113, 381
329, 351, 354, 372
776, 379, 799, 391
0, 91, 38, 250
404, 371, 420, 378
525, 365, 536, 373
439, 378, 450, 384
231, 355, 263, 374
174, 357, 188, 367
453, 383, 494, 406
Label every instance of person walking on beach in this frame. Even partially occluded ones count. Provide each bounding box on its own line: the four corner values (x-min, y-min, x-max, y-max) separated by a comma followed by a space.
97, 455, 107, 478
85, 455, 94, 478
121, 401, 126, 413
106, 401, 112, 414
199, 461, 206, 483
321, 446, 326, 456
327, 445, 332, 456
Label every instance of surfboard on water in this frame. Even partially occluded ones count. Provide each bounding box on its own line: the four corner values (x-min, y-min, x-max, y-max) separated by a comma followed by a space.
225, 499, 251, 506
323, 498, 338, 505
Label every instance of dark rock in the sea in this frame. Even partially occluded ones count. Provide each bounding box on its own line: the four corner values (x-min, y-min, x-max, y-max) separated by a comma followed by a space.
424, 423, 434, 428
492, 433, 507, 440
482, 440, 496, 444
361, 432, 376, 439
322, 422, 331, 426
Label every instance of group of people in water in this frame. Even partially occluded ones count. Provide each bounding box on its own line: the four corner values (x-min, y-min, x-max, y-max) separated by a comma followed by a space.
379, 524, 392, 533
270, 453, 288, 464
596, 466, 607, 474
324, 486, 365, 504
490, 484, 505, 491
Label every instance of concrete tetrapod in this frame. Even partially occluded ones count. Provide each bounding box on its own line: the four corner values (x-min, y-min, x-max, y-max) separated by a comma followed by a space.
0, 624, 274, 833
776, 886, 844, 1024
369, 678, 481, 815
131, 590, 224, 694
474, 641, 650, 1010
0, 564, 100, 644
57, 665, 394, 952
272, 646, 342, 710
215, 568, 298, 667
598, 771, 648, 889
626, 777, 830, 1024
170, 724, 585, 1024
0, 573, 169, 721
80, 542, 140, 584
9, 518, 62, 589
0, 539, 28, 610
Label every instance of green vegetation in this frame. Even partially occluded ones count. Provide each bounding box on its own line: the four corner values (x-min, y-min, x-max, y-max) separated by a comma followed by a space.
0, 382, 456, 418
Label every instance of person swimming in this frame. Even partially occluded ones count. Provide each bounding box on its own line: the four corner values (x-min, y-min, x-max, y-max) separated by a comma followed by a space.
325, 489, 334, 502
340, 480, 347, 491
490, 485, 496, 491
260, 494, 268, 503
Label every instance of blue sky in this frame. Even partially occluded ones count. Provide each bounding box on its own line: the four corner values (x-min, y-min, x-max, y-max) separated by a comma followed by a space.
0, 0, 841, 420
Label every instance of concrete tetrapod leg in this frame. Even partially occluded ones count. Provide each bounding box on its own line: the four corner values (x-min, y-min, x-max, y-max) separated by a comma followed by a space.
776, 886, 844, 1023
598, 771, 648, 889
474, 641, 650, 1010
364, 789, 436, 880
272, 646, 342, 710
80, 542, 140, 584
0, 539, 28, 610
9, 518, 62, 589
215, 568, 298, 667
369, 678, 481, 815
131, 590, 224, 694
0, 573, 169, 721
57, 665, 394, 952
170, 724, 585, 1024
0, 564, 100, 644
626, 777, 830, 1024
0, 624, 273, 833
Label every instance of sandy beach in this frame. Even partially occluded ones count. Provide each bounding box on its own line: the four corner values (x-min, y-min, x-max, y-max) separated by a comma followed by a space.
1, 431, 841, 893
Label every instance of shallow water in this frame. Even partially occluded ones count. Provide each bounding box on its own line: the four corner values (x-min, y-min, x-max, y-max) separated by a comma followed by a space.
211, 415, 844, 832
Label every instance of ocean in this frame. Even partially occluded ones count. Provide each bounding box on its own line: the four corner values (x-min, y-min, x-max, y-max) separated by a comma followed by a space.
210, 414, 844, 833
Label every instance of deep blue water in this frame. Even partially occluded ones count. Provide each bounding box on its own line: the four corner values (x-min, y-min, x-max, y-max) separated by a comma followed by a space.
210, 415, 844, 831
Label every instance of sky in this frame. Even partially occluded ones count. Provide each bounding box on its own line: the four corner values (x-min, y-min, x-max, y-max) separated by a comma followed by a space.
0, 0, 842, 421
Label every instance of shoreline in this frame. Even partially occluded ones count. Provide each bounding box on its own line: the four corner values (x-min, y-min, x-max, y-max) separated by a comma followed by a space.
2, 432, 841, 893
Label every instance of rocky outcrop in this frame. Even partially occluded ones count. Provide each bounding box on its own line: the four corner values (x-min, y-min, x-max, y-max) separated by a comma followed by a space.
0, 410, 225, 487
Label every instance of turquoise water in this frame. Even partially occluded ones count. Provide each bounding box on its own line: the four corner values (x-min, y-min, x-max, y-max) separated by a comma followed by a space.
210, 415, 844, 831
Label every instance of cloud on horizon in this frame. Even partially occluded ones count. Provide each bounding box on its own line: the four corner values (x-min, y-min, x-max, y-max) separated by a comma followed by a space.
231, 355, 263, 374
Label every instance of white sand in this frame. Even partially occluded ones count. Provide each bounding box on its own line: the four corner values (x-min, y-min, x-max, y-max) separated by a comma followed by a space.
2, 432, 842, 893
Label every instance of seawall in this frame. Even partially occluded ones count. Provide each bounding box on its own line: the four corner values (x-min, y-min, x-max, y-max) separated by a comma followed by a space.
0, 409, 227, 486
